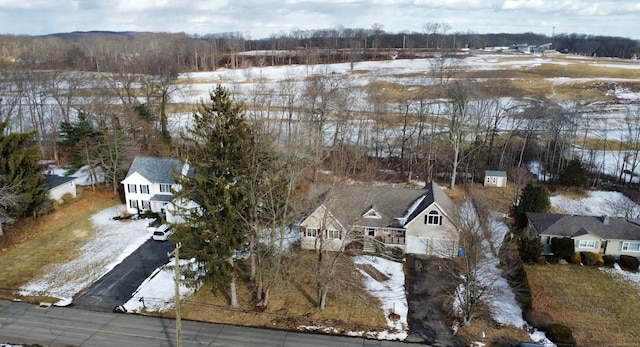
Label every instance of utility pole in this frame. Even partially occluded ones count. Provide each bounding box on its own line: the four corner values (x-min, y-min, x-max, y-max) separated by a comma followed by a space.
170, 243, 182, 347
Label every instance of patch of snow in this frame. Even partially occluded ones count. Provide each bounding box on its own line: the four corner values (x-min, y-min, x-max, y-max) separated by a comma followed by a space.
551, 190, 640, 217
353, 255, 408, 340
18, 205, 151, 302
123, 258, 197, 313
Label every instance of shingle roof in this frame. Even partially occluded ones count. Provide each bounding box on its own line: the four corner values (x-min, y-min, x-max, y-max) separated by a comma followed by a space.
305, 181, 454, 229
125, 156, 192, 184
44, 174, 75, 190
526, 212, 640, 241
485, 170, 507, 177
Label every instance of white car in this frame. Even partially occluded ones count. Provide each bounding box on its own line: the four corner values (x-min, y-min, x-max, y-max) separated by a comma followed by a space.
152, 224, 172, 241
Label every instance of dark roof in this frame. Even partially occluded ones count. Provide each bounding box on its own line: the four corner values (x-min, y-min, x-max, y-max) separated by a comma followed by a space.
149, 194, 174, 202
125, 156, 193, 184
305, 181, 454, 229
526, 212, 640, 241
44, 174, 75, 190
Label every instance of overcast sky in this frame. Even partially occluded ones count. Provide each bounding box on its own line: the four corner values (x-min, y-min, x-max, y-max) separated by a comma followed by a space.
0, 0, 638, 40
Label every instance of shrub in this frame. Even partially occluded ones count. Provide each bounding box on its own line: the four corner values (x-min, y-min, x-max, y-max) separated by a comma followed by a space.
603, 254, 616, 266
619, 255, 640, 271
61, 193, 74, 204
546, 323, 575, 344
570, 252, 581, 264
580, 252, 604, 266
551, 237, 575, 261
518, 237, 544, 262
525, 309, 552, 330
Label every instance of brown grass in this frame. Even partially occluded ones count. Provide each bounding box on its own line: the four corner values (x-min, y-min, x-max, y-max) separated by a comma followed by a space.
525, 264, 640, 345
172, 251, 389, 334
0, 188, 120, 301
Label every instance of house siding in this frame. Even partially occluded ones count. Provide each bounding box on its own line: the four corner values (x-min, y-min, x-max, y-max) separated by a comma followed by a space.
48, 181, 76, 203
121, 172, 176, 215
404, 204, 457, 257
300, 205, 349, 252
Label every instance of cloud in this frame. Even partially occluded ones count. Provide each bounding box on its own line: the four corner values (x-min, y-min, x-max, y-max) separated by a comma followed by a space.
0, 0, 638, 39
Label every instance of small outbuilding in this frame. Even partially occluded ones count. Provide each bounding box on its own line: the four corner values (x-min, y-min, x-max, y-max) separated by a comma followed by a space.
484, 170, 507, 187
45, 174, 77, 203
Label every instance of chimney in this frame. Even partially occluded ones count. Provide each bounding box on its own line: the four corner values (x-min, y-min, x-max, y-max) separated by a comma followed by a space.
602, 215, 610, 225
181, 162, 190, 176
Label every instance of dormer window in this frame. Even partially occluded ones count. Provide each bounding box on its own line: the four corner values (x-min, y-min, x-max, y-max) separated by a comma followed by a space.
425, 210, 442, 225
363, 208, 382, 219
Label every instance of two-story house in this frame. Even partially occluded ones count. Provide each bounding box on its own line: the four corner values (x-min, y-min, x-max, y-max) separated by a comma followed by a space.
121, 156, 193, 216
299, 181, 459, 257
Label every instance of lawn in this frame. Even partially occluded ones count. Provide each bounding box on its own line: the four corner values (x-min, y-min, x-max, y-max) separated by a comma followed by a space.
0, 188, 120, 302
525, 264, 640, 345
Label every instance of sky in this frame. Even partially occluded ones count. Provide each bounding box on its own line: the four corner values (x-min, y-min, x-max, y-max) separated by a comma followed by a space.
0, 0, 638, 40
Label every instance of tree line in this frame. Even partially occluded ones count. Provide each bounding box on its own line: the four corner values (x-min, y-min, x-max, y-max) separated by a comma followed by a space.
1, 25, 638, 74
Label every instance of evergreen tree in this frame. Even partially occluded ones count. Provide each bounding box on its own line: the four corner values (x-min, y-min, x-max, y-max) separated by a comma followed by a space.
59, 111, 103, 189
559, 157, 588, 187
172, 85, 254, 308
515, 183, 551, 228
0, 120, 47, 218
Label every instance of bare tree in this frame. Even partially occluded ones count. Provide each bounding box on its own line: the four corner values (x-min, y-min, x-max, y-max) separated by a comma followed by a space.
0, 179, 23, 236
446, 187, 519, 327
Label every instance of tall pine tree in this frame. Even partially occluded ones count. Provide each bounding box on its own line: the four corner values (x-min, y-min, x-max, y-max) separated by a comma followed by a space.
515, 183, 551, 228
0, 120, 47, 219
172, 85, 254, 308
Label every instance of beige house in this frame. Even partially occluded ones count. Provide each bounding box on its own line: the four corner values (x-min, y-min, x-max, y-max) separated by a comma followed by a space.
299, 181, 459, 257
526, 212, 640, 258
484, 170, 507, 187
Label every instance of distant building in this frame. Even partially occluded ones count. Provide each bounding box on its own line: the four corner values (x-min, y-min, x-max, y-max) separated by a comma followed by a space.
484, 170, 507, 187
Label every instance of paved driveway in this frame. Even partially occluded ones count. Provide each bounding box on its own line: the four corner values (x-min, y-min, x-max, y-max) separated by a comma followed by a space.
405, 255, 463, 347
73, 238, 175, 312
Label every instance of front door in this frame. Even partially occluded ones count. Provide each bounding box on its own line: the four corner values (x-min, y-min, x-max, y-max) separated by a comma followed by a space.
600, 240, 608, 254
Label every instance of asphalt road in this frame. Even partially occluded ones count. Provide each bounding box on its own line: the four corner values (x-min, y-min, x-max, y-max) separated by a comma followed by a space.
0, 300, 418, 347
73, 238, 175, 312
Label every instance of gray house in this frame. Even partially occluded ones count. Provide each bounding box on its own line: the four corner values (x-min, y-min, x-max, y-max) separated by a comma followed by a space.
526, 212, 640, 257
299, 181, 459, 257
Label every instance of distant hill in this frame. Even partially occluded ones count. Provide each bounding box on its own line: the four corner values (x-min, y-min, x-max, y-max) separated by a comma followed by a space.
44, 31, 152, 41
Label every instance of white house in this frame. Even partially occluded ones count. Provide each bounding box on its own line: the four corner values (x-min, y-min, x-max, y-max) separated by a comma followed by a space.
121, 156, 193, 215
299, 181, 459, 257
484, 170, 507, 187
45, 174, 77, 203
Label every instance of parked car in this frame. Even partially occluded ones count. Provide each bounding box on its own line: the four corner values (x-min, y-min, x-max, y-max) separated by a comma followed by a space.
152, 224, 172, 241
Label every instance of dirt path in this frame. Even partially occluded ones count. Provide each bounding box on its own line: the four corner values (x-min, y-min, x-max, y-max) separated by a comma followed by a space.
405, 255, 463, 347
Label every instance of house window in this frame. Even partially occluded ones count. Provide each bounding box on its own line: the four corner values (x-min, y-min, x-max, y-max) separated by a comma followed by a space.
578, 240, 597, 249
129, 200, 138, 209
140, 185, 149, 194
304, 228, 319, 238
141, 200, 150, 210
327, 229, 341, 239
492, 177, 496, 184
127, 184, 137, 193
160, 184, 171, 193
621, 242, 640, 252
425, 211, 442, 225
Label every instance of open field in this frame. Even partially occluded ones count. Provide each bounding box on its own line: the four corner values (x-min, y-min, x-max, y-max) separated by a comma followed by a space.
525, 264, 640, 346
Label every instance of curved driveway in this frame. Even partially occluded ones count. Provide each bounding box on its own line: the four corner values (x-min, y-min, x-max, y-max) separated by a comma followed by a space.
73, 238, 175, 312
